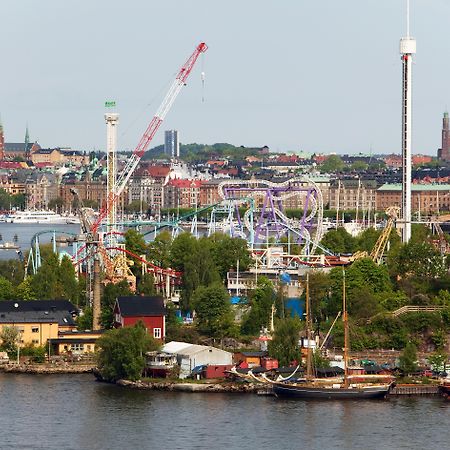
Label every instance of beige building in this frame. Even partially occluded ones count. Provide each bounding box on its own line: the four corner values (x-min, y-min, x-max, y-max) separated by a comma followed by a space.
0, 300, 77, 348
329, 179, 377, 212
377, 184, 450, 215
31, 148, 89, 167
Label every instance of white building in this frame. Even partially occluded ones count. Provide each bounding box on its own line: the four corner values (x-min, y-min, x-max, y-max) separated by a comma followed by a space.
162, 341, 233, 379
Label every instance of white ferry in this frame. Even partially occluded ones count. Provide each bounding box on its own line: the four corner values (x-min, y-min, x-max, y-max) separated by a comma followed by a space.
6, 210, 73, 224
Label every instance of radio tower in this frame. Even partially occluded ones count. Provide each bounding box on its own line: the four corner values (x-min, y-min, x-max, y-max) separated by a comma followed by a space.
400, 0, 416, 243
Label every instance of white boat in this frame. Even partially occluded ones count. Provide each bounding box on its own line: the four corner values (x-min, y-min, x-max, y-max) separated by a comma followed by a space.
6, 210, 73, 224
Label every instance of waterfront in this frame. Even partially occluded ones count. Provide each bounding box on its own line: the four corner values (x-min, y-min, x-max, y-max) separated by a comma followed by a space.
0, 223, 81, 260
0, 374, 449, 450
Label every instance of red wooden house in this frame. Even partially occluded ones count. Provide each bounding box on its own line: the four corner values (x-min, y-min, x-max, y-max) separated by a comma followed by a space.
113, 296, 166, 340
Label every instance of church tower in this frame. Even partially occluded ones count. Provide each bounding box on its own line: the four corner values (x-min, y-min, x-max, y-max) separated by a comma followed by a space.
0, 117, 5, 160
24, 124, 30, 160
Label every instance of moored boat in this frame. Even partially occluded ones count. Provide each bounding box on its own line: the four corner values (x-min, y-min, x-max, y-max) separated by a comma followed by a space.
6, 210, 71, 224
273, 270, 393, 400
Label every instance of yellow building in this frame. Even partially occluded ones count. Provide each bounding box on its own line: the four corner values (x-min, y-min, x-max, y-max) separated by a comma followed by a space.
0, 300, 77, 348
48, 330, 103, 355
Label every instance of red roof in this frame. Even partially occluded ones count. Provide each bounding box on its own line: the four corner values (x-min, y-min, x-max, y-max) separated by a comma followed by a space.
136, 164, 171, 178
34, 162, 54, 168
167, 178, 203, 188
0, 162, 23, 169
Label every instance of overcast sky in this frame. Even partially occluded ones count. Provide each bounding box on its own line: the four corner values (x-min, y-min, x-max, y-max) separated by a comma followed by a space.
1, 0, 449, 155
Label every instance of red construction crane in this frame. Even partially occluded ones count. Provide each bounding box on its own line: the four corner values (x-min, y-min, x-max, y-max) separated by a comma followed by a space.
92, 42, 208, 235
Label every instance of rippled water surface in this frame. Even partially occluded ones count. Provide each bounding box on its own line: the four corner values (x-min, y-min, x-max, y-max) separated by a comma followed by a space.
0, 374, 449, 450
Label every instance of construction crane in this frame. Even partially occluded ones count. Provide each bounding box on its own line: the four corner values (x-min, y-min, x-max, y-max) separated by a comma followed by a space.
72, 43, 207, 327
92, 42, 208, 237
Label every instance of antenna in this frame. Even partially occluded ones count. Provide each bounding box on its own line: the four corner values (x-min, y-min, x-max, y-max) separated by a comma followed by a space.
406, 0, 410, 38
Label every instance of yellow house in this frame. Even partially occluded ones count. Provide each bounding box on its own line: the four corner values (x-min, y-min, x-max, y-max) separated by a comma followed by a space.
48, 330, 104, 355
0, 300, 77, 348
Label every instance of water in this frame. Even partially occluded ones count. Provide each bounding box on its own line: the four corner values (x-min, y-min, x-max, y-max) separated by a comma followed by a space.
0, 223, 81, 260
0, 374, 449, 450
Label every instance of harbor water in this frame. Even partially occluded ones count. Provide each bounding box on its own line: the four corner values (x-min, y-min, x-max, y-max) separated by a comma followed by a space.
0, 373, 449, 450
0, 223, 81, 260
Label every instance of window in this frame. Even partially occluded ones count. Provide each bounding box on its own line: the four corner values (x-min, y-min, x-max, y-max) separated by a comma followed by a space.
70, 344, 84, 352
31, 327, 39, 333
153, 328, 162, 339
32, 339, 39, 345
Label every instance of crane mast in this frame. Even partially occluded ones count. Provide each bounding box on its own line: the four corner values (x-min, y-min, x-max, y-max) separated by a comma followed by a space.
92, 42, 208, 235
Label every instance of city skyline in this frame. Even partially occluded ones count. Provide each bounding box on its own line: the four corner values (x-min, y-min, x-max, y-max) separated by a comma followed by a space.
1, 1, 450, 155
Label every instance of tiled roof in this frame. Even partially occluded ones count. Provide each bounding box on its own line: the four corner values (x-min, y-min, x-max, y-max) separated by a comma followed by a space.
116, 296, 166, 317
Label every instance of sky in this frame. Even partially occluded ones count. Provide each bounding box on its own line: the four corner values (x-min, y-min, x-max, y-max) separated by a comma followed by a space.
1, 0, 450, 155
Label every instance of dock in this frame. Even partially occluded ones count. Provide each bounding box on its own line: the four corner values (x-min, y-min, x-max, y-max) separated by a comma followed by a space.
389, 384, 440, 396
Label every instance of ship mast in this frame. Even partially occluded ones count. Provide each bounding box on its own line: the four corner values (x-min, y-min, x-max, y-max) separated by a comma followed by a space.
305, 272, 314, 380
343, 268, 350, 388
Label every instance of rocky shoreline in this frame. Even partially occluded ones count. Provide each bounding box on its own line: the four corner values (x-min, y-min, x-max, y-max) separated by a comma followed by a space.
0, 363, 95, 374
116, 379, 262, 393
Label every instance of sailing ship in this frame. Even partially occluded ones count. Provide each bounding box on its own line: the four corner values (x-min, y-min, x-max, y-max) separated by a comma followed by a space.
273, 270, 394, 400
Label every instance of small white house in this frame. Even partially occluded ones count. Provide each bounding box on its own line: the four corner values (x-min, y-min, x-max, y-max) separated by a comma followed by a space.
162, 341, 233, 379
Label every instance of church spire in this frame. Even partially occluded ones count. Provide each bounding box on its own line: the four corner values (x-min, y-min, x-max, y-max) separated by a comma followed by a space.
24, 124, 30, 160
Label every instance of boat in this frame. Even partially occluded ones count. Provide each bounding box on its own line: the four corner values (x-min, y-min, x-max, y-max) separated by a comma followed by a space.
0, 242, 20, 250
273, 270, 394, 400
6, 210, 73, 224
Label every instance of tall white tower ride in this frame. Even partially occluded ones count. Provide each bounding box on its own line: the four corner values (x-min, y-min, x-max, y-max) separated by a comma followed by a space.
105, 112, 119, 244
400, 0, 416, 243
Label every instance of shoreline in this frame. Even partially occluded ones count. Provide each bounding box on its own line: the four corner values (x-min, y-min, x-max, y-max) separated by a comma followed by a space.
0, 363, 94, 374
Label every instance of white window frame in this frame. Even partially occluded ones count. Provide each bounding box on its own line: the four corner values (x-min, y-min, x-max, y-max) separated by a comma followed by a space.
153, 328, 161, 339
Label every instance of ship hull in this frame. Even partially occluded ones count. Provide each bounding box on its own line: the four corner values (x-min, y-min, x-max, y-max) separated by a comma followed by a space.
273, 383, 390, 400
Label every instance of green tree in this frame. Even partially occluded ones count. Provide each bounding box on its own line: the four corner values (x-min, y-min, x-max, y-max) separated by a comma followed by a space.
30, 252, 62, 299
15, 277, 37, 301
124, 229, 148, 259
0, 277, 14, 300
147, 231, 172, 269
0, 325, 20, 357
96, 322, 160, 382
58, 255, 80, 304
398, 342, 418, 375
356, 227, 381, 253
428, 351, 447, 373
320, 155, 345, 173
137, 273, 156, 296
350, 161, 368, 172
48, 197, 64, 212
124, 200, 147, 214
209, 233, 252, 280
192, 283, 235, 339
320, 227, 356, 254
100, 280, 132, 329
241, 277, 275, 335
268, 318, 302, 366
77, 307, 93, 331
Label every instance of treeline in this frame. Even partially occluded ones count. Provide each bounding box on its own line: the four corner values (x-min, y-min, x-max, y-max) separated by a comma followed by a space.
0, 189, 26, 210
142, 142, 262, 162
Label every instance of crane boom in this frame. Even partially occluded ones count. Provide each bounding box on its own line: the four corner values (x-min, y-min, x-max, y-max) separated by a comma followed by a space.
92, 42, 208, 234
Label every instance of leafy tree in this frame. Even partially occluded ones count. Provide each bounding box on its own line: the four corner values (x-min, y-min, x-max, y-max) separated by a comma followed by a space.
398, 342, 418, 375
0, 325, 20, 357
320, 227, 356, 254
15, 277, 37, 301
136, 273, 156, 296
0, 277, 14, 300
308, 271, 330, 323
192, 283, 235, 339
77, 307, 93, 331
100, 280, 132, 329
96, 322, 160, 382
124, 200, 147, 214
124, 229, 148, 259
241, 277, 275, 335
320, 155, 345, 173
350, 161, 368, 172
355, 227, 381, 253
48, 197, 64, 212
147, 230, 172, 269
58, 255, 80, 304
390, 241, 446, 280
0, 260, 25, 286
209, 233, 252, 280
268, 318, 302, 366
30, 253, 62, 299
428, 351, 447, 373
